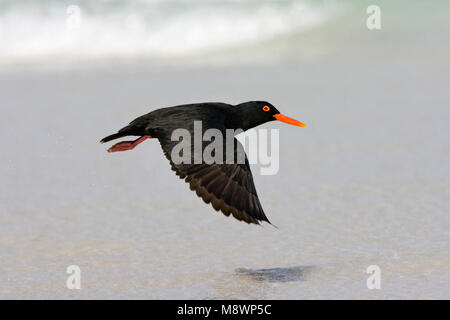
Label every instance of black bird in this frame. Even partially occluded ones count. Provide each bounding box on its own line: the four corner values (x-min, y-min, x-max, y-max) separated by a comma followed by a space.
100, 101, 305, 225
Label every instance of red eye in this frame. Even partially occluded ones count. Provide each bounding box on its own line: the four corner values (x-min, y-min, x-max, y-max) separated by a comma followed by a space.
262, 106, 270, 112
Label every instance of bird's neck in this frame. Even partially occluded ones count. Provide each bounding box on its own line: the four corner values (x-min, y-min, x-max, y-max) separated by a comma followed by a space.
226, 104, 258, 131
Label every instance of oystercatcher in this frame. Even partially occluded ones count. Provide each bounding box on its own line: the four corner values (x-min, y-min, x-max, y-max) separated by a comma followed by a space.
101, 101, 306, 225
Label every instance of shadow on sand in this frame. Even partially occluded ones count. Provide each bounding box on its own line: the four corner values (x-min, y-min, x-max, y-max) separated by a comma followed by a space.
234, 265, 314, 283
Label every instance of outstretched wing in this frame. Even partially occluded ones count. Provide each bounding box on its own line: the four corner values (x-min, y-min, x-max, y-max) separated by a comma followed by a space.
158, 136, 270, 225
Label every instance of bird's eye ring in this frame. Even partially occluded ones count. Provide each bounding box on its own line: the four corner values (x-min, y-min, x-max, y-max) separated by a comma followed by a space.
262, 106, 270, 112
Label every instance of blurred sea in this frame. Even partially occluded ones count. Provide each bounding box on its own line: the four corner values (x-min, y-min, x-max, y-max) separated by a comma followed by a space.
0, 0, 334, 66
0, 0, 448, 69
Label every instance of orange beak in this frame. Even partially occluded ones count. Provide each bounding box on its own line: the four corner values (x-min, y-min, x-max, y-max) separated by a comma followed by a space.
274, 114, 306, 127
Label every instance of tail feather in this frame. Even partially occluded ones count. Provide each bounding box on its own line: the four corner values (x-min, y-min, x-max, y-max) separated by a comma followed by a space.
101, 123, 147, 143
100, 132, 129, 144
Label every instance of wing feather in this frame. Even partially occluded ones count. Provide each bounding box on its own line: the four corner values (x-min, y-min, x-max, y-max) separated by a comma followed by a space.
159, 136, 270, 224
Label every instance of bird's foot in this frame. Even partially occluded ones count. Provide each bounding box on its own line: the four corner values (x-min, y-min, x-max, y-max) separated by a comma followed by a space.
107, 135, 151, 152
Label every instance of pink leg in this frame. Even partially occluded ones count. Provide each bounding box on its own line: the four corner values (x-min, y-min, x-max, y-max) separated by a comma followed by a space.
107, 135, 151, 153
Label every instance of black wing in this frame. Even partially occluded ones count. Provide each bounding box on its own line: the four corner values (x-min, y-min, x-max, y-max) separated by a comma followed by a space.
158, 136, 270, 225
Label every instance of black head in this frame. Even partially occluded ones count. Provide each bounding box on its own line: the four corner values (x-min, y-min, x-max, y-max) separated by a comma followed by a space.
229, 101, 306, 131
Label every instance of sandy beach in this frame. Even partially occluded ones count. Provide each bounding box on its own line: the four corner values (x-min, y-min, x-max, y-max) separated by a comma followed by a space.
0, 0, 449, 299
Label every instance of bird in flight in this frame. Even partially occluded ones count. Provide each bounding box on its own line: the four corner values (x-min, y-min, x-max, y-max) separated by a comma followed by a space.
100, 101, 306, 225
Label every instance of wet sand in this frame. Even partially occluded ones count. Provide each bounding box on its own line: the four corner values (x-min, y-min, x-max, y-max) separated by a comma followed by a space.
0, 56, 449, 299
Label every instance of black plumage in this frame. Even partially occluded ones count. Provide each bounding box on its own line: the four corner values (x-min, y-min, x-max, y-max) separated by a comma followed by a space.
100, 101, 305, 225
